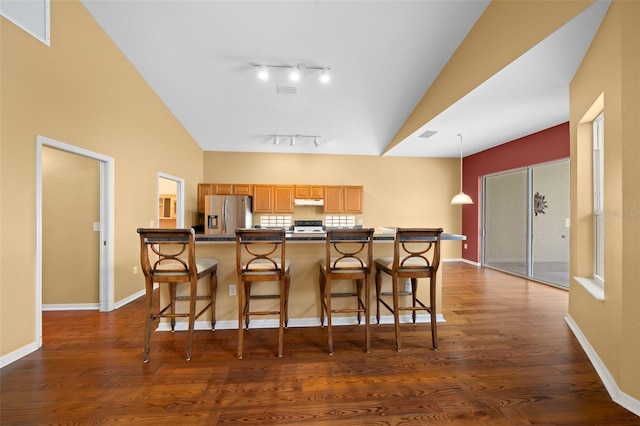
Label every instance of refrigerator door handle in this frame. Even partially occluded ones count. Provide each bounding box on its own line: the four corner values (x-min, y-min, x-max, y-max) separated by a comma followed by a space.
222, 197, 228, 234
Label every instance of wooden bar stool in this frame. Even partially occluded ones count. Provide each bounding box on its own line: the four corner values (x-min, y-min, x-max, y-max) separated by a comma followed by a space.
319, 228, 374, 354
235, 228, 290, 359
137, 228, 218, 362
374, 228, 442, 351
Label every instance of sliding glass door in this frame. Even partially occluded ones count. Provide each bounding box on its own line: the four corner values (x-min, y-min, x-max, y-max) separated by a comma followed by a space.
483, 160, 569, 288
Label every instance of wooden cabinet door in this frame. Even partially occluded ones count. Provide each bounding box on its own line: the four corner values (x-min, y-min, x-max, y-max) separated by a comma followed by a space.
214, 184, 233, 195
344, 186, 363, 213
197, 184, 215, 213
274, 185, 294, 213
309, 185, 324, 199
233, 184, 253, 195
294, 185, 310, 199
294, 185, 323, 199
253, 185, 273, 213
323, 186, 344, 213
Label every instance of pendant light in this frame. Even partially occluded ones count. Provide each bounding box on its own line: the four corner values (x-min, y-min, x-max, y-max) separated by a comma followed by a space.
451, 133, 473, 205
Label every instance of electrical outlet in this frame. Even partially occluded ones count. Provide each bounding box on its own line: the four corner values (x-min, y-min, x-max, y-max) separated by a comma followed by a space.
229, 284, 236, 296
404, 279, 412, 292
464, 243, 468, 249
133, 266, 138, 275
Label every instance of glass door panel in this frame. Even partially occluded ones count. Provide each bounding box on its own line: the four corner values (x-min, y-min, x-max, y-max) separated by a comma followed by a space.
531, 161, 570, 287
484, 169, 528, 276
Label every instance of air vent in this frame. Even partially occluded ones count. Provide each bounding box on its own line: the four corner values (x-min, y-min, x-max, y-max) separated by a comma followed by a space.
276, 85, 297, 95
419, 130, 438, 138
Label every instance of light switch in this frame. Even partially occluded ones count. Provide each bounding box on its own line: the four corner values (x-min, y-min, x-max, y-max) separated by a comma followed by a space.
93, 222, 100, 232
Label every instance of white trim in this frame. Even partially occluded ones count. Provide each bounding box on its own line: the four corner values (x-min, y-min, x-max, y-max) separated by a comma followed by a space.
36, 136, 116, 353
0, 341, 40, 369
565, 314, 640, 417
155, 314, 446, 332
114, 288, 146, 310
459, 258, 481, 266
42, 303, 100, 311
573, 276, 605, 301
0, 0, 50, 46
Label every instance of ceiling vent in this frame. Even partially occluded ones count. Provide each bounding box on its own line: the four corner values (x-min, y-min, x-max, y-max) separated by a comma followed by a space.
276, 85, 297, 95
419, 130, 438, 138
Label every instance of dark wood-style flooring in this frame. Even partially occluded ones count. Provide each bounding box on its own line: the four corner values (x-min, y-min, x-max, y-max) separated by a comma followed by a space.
1, 263, 638, 425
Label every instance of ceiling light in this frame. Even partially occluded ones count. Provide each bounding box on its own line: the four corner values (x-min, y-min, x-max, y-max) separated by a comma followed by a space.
290, 136, 296, 146
320, 68, 331, 84
419, 130, 438, 138
313, 136, 320, 147
270, 134, 321, 148
289, 66, 301, 82
257, 65, 269, 81
273, 136, 279, 145
451, 134, 473, 205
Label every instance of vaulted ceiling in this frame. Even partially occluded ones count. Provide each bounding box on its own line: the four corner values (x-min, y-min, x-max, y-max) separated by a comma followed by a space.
81, 0, 609, 158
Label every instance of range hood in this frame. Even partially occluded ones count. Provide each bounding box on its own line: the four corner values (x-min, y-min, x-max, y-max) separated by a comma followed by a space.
294, 198, 324, 206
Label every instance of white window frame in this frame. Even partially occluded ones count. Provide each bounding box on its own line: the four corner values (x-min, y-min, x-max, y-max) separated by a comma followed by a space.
593, 112, 604, 288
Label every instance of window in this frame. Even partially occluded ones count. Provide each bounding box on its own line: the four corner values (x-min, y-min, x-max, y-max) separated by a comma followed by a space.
593, 112, 604, 287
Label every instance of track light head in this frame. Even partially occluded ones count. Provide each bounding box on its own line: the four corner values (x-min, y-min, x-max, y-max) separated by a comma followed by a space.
257, 65, 269, 81
289, 66, 301, 82
290, 136, 296, 146
320, 68, 330, 84
313, 136, 320, 147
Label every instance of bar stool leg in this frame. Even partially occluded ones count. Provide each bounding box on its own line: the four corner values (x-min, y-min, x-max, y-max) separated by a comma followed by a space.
185, 277, 198, 361
209, 272, 217, 330
278, 277, 286, 358
356, 279, 363, 325
392, 276, 402, 351
237, 278, 245, 360
375, 270, 382, 324
364, 274, 371, 353
326, 277, 334, 355
284, 271, 291, 328
430, 275, 438, 350
169, 283, 177, 331
143, 278, 154, 363
411, 278, 418, 324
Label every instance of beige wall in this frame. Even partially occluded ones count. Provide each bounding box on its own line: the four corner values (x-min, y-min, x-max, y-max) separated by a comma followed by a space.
569, 0, 640, 402
1, 1, 204, 357
201, 152, 463, 323
203, 152, 462, 251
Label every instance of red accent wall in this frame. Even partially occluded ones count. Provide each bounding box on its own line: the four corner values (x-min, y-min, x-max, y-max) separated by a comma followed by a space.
462, 122, 570, 263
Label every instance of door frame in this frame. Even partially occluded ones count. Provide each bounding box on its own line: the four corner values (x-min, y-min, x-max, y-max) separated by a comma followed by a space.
36, 136, 115, 346
158, 172, 185, 228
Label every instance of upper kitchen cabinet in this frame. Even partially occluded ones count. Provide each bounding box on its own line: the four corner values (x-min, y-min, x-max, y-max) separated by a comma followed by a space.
323, 185, 363, 214
197, 183, 215, 213
294, 185, 324, 199
214, 183, 253, 195
253, 184, 294, 213
274, 185, 294, 213
253, 184, 273, 213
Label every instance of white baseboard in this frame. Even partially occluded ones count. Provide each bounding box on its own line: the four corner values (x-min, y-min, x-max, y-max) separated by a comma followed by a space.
0, 341, 39, 369
565, 314, 640, 417
459, 258, 481, 266
155, 314, 445, 332
42, 303, 99, 311
114, 288, 146, 310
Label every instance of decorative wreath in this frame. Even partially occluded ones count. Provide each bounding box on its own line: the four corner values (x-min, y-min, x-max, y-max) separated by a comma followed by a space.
534, 192, 548, 216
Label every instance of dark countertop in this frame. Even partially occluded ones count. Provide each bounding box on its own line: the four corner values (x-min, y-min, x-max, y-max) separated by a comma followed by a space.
195, 232, 466, 243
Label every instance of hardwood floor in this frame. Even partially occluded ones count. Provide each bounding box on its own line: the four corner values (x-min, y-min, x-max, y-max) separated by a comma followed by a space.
1, 263, 638, 425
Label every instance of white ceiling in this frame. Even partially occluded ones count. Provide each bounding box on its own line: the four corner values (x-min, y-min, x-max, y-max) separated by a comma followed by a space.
81, 0, 609, 158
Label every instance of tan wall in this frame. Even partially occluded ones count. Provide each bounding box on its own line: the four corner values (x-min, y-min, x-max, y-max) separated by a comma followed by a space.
201, 152, 463, 323
0, 1, 204, 357
569, 1, 640, 401
43, 147, 100, 304
203, 152, 462, 249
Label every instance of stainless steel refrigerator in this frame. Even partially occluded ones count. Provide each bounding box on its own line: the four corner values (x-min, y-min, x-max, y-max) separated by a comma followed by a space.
204, 195, 253, 235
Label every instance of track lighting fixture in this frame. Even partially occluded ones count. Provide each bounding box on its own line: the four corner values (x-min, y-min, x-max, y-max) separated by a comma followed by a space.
253, 63, 331, 84
269, 134, 321, 147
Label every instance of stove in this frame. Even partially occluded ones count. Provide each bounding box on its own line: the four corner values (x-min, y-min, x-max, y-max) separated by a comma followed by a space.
293, 220, 324, 234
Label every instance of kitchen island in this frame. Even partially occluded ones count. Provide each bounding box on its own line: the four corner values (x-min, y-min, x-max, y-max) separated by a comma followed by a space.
158, 231, 465, 332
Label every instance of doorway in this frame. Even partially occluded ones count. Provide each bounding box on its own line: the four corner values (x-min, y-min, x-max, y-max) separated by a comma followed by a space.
36, 136, 115, 347
482, 159, 570, 288
158, 173, 185, 229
